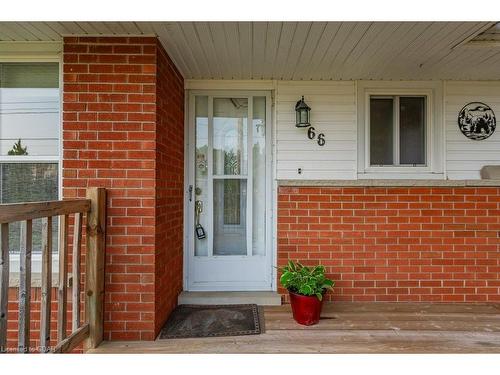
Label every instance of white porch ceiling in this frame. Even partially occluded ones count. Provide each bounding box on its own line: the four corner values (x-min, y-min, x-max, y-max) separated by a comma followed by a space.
0, 22, 499, 80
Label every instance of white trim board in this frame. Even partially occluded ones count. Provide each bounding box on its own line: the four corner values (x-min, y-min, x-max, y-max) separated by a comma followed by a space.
185, 80, 276, 90
0, 41, 62, 61
356, 80, 444, 178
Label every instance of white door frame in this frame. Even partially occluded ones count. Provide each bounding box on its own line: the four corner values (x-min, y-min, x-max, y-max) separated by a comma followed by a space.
183, 89, 276, 291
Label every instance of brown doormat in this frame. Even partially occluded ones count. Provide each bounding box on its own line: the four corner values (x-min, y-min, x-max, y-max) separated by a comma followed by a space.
158, 304, 263, 339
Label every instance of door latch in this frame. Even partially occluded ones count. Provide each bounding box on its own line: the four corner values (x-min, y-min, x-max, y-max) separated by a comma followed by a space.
188, 185, 193, 202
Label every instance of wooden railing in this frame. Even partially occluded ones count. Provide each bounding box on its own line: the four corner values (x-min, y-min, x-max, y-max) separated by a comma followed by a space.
0, 187, 106, 353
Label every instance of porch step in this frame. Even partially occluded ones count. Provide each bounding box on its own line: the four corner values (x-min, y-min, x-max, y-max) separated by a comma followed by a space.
178, 291, 282, 306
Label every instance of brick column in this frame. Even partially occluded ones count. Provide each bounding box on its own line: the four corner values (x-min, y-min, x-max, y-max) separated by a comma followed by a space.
63, 36, 184, 340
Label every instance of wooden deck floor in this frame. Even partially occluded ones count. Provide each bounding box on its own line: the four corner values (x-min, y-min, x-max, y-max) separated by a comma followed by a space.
89, 302, 500, 354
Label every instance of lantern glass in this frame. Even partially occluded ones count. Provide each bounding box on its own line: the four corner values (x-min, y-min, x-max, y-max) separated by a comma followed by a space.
295, 96, 311, 127
300, 109, 308, 124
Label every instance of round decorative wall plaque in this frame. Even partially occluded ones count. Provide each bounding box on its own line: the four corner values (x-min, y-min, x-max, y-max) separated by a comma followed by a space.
458, 102, 496, 141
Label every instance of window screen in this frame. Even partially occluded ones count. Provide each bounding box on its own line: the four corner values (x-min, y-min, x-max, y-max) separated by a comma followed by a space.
370, 98, 394, 165
370, 95, 426, 166
400, 97, 426, 165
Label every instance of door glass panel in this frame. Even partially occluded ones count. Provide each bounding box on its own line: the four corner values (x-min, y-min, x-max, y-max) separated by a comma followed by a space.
370, 97, 394, 165
252, 97, 266, 256
194, 96, 208, 257
213, 179, 247, 256
213, 98, 248, 176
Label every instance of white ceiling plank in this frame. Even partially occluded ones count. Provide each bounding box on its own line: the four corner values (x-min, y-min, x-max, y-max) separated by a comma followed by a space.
94, 22, 120, 34
272, 22, 298, 80
40, 22, 66, 39
358, 22, 415, 79
75, 22, 102, 35
327, 22, 372, 79
409, 22, 479, 73
252, 22, 267, 79
312, 22, 356, 80
281, 22, 313, 80
223, 22, 243, 79
386, 22, 445, 78
371, 22, 433, 79
0, 29, 14, 41
154, 22, 193, 78
0, 23, 31, 41
263, 22, 282, 79
12, 22, 43, 40
302, 22, 341, 80
79, 21, 110, 34
120, 22, 143, 34
348, 22, 403, 79
179, 22, 212, 78
291, 22, 327, 80
436, 47, 500, 80
209, 22, 233, 79
58, 22, 87, 35
25, 22, 61, 40
365, 22, 429, 79
238, 22, 253, 79
1, 22, 500, 80
416, 22, 493, 76
195, 22, 222, 79
154, 22, 195, 77
134, 21, 155, 35
338, 22, 389, 79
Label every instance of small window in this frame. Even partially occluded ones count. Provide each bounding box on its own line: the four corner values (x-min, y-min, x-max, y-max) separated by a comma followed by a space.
369, 95, 426, 166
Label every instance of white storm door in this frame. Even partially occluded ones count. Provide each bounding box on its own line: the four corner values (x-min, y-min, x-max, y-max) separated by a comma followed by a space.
187, 91, 272, 291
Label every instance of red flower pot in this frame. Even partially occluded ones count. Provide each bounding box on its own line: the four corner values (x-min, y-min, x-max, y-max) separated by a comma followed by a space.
289, 291, 324, 326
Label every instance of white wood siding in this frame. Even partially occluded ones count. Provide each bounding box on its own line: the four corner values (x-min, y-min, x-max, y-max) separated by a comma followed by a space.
445, 81, 500, 179
188, 79, 500, 181
275, 81, 357, 180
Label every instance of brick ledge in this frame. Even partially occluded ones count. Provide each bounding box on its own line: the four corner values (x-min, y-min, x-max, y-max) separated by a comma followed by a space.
277, 179, 500, 187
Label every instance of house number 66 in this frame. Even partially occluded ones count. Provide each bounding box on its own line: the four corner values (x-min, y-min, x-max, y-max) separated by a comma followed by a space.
307, 127, 326, 146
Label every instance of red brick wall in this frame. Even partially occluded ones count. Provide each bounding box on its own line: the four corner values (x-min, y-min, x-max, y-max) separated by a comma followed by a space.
62, 36, 184, 341
154, 42, 184, 334
278, 186, 500, 303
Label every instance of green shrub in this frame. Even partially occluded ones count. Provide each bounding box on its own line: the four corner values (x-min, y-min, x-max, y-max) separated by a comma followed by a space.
279, 260, 334, 301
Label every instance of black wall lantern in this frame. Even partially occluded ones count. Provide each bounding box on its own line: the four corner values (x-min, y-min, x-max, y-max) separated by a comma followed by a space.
295, 96, 311, 128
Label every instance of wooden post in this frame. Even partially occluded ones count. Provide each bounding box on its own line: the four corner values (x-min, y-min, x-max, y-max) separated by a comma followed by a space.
18, 220, 32, 353
0, 223, 9, 353
40, 216, 53, 353
84, 187, 106, 350
72, 212, 83, 332
57, 214, 69, 342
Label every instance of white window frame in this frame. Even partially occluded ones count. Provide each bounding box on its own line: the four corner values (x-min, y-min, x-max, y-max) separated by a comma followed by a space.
357, 81, 444, 179
1, 45, 63, 284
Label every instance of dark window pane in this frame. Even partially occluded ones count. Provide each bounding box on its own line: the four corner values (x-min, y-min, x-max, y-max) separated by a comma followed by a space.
370, 98, 394, 165
400, 97, 426, 165
1, 163, 59, 253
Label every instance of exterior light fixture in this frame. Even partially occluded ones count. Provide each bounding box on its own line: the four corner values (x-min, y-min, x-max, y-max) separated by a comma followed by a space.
295, 96, 311, 128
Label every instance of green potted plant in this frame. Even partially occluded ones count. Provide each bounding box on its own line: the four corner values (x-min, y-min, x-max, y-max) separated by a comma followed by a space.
279, 260, 335, 325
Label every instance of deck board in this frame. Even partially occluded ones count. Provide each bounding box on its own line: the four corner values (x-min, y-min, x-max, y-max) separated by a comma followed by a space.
89, 302, 500, 354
